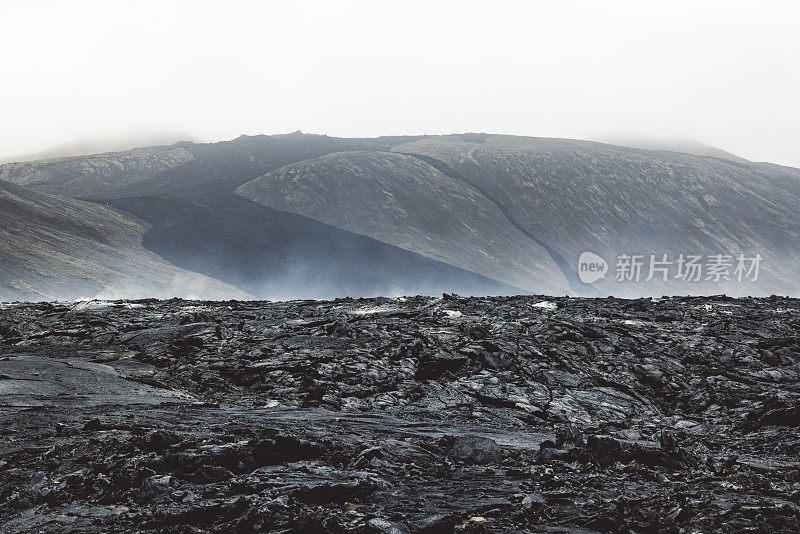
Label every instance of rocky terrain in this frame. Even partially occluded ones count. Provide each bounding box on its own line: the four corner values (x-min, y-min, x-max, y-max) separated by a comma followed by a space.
2, 295, 800, 532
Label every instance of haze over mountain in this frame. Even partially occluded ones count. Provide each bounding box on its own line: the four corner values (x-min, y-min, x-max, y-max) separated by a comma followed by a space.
593, 136, 749, 164
1, 131, 798, 301
0, 130, 195, 164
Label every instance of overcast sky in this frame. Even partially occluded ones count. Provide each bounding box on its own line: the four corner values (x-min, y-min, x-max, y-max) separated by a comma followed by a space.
1, 0, 798, 166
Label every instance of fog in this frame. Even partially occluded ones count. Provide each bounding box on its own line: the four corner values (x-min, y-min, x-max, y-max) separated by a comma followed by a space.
1, 0, 798, 167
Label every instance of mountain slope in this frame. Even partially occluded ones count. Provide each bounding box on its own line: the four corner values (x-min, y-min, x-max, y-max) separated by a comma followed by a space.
2, 131, 799, 299
0, 132, 431, 201
594, 136, 749, 163
235, 151, 570, 294
0, 180, 249, 301
1, 133, 523, 300
108, 192, 522, 300
390, 135, 800, 296
96, 132, 389, 199
0, 130, 195, 163
0, 146, 194, 198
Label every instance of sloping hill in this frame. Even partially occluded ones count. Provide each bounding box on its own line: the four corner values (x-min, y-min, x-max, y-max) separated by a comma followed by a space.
390, 135, 800, 296
0, 180, 249, 301
235, 151, 569, 294
0, 146, 194, 198
594, 136, 749, 163
1, 133, 523, 300
0, 132, 428, 200
94, 132, 389, 199
3, 131, 799, 298
0, 130, 195, 164
108, 192, 522, 300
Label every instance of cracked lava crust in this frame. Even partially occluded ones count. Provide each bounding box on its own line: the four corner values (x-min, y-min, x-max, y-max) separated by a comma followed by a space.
1, 295, 799, 533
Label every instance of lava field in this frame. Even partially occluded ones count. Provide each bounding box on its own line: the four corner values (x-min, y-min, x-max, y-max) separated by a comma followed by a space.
1, 295, 800, 533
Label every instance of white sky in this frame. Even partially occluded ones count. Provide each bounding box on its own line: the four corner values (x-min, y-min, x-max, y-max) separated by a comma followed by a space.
1, 0, 799, 166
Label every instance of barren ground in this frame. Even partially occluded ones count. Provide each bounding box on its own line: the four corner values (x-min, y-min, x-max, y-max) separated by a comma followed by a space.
1, 295, 799, 533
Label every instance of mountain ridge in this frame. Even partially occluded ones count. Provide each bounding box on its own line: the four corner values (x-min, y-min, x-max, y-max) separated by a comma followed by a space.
1, 131, 798, 299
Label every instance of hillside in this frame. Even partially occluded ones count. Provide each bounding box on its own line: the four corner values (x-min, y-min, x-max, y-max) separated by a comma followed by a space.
0, 130, 195, 163
235, 150, 569, 294
2, 132, 799, 299
109, 193, 521, 300
388, 135, 800, 296
594, 136, 750, 163
0, 180, 249, 301
0, 146, 194, 198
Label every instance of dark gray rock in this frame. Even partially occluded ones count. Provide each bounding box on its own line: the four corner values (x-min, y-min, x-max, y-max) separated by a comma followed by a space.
448, 436, 501, 465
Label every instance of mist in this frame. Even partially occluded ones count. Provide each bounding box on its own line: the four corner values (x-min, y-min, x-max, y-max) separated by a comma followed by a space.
1, 0, 799, 167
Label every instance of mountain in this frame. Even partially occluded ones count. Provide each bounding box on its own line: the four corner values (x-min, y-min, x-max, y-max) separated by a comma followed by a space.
1, 131, 799, 300
386, 135, 800, 296
594, 136, 749, 163
0, 133, 521, 300
0, 130, 195, 163
108, 194, 520, 300
98, 133, 521, 299
236, 150, 569, 294
0, 146, 195, 198
0, 180, 249, 301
